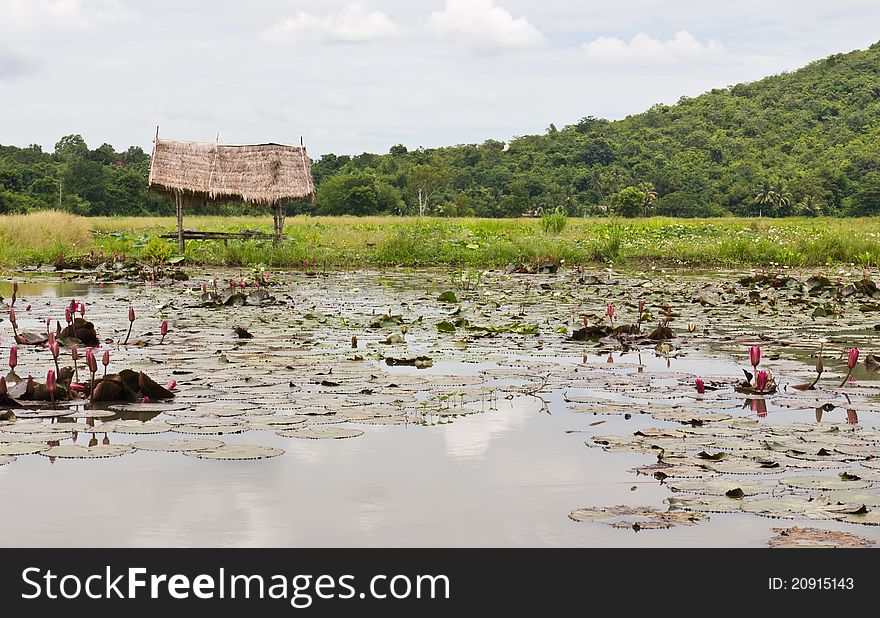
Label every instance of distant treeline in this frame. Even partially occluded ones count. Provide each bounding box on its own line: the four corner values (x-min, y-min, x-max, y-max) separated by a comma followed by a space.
2, 42, 880, 218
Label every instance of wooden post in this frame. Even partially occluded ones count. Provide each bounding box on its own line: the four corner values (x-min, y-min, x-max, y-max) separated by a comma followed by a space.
278, 202, 285, 244
272, 202, 283, 246
176, 192, 185, 254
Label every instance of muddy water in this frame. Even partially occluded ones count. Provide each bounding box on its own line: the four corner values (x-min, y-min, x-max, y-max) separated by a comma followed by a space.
1, 270, 879, 547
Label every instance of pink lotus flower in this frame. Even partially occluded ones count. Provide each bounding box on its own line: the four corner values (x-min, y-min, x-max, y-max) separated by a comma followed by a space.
69, 383, 84, 392
841, 347, 861, 387
749, 345, 762, 368
165, 380, 177, 391
85, 348, 97, 373
847, 347, 860, 370
756, 370, 768, 391
695, 379, 705, 394
46, 370, 56, 404
142, 396, 152, 404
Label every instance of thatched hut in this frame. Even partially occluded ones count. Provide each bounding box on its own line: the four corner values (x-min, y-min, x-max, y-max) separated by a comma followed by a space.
147, 137, 315, 251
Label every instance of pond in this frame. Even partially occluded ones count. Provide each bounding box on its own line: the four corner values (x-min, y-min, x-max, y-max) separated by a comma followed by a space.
1, 267, 879, 548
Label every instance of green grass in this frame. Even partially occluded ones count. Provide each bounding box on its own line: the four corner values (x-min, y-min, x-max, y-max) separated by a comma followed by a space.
1, 212, 879, 270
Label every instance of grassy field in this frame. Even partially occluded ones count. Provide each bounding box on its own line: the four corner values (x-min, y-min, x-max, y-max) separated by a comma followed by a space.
1, 211, 879, 270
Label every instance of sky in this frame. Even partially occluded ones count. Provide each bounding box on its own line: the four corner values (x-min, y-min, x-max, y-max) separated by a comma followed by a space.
1, 0, 878, 157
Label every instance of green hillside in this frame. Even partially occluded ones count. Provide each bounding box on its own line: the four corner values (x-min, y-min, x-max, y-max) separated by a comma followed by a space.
2, 42, 880, 218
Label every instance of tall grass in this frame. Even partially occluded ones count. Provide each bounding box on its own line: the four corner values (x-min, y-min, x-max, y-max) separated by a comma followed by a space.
1, 212, 878, 270
0, 211, 93, 265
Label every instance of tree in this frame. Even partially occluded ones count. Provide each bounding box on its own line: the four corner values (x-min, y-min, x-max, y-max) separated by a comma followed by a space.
638, 182, 658, 217
406, 164, 451, 216
797, 194, 822, 216
753, 180, 775, 218
317, 173, 403, 216
54, 134, 89, 163
611, 186, 644, 218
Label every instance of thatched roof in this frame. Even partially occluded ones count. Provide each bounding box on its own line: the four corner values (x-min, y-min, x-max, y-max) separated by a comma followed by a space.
148, 139, 314, 204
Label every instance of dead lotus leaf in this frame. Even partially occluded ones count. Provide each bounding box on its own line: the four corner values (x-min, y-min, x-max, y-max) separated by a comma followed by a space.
568, 505, 709, 528
184, 444, 284, 461
278, 427, 365, 440
768, 526, 874, 548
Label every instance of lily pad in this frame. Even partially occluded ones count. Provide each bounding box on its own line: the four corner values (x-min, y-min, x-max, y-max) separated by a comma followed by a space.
278, 427, 365, 440
40, 444, 132, 459
130, 438, 225, 452
184, 444, 284, 460
0, 442, 51, 455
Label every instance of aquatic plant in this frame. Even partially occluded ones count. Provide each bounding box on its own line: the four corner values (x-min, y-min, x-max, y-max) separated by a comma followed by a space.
124, 306, 135, 345
840, 347, 860, 387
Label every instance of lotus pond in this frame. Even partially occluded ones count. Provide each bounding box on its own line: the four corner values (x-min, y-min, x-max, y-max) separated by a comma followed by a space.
2, 265, 880, 548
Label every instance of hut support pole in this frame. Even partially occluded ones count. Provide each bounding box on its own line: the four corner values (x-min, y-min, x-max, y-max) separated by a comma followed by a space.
272, 202, 283, 246
176, 192, 185, 254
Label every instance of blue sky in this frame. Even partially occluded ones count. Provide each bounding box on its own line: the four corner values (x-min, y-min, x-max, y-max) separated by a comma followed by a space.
1, 0, 878, 156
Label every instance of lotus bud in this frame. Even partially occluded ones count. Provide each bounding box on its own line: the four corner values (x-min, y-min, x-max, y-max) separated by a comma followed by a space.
9, 307, 16, 326
351, 335, 358, 349
847, 347, 859, 370
688, 322, 696, 333
78, 302, 85, 316
161, 320, 169, 337
65, 307, 72, 324
165, 380, 177, 391
13, 280, 18, 295
638, 300, 644, 314
847, 409, 859, 425
142, 396, 152, 404
50, 341, 60, 359
48, 332, 55, 346
71, 345, 78, 361
748, 345, 762, 368
46, 369, 56, 397
85, 348, 96, 372
606, 304, 615, 319
815, 355, 823, 374
756, 370, 768, 392
102, 349, 110, 367
695, 379, 705, 394
8, 347, 17, 369
70, 383, 84, 392
128, 306, 135, 322
0, 376, 6, 395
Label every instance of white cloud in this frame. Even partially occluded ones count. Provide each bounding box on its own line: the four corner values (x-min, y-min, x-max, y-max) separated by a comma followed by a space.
262, 3, 399, 44
428, 0, 544, 53
583, 31, 725, 66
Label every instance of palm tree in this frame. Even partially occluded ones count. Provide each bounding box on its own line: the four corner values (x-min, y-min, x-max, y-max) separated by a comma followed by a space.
638, 182, 658, 218
772, 182, 793, 215
797, 194, 822, 216
753, 180, 775, 218
588, 169, 605, 208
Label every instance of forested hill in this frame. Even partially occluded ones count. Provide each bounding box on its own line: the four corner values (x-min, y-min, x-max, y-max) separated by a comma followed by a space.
2, 42, 880, 218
